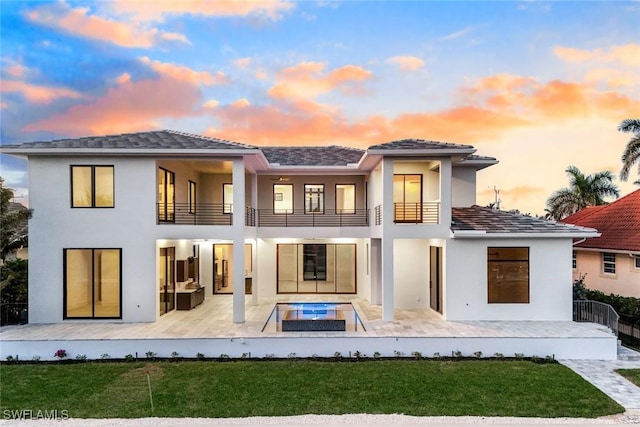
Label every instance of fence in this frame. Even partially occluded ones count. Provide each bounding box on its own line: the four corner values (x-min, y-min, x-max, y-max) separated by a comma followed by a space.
573, 300, 619, 336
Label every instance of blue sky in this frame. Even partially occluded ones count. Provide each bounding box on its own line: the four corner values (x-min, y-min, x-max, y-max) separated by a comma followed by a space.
1, 1, 639, 213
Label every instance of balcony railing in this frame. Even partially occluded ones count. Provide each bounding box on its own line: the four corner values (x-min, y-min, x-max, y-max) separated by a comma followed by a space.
573, 300, 619, 336
157, 203, 236, 225
394, 202, 440, 223
258, 208, 369, 227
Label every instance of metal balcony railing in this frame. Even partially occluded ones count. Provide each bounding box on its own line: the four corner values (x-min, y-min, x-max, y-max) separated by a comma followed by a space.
258, 208, 369, 227
375, 205, 382, 225
394, 202, 440, 224
573, 300, 619, 336
157, 203, 236, 225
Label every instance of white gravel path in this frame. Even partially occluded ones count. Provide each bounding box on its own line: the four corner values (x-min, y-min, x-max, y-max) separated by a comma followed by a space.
2, 413, 640, 426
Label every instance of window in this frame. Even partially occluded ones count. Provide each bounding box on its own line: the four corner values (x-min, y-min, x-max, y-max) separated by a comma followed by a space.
158, 168, 175, 221
303, 244, 327, 280
488, 247, 529, 304
64, 249, 121, 318
393, 174, 422, 222
273, 184, 293, 214
188, 180, 196, 214
223, 183, 233, 214
572, 250, 577, 270
635, 256, 640, 270
305, 184, 324, 213
71, 166, 114, 207
603, 252, 616, 274
336, 184, 355, 214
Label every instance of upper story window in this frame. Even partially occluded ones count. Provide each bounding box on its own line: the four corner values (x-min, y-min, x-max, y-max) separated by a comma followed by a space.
274, 184, 293, 214
223, 183, 233, 214
393, 174, 422, 222
602, 252, 616, 274
572, 250, 577, 270
305, 184, 324, 213
158, 168, 175, 222
188, 181, 196, 214
71, 166, 114, 208
336, 184, 355, 214
487, 247, 529, 304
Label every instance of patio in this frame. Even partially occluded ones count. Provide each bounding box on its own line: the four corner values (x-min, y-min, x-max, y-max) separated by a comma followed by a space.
0, 295, 618, 360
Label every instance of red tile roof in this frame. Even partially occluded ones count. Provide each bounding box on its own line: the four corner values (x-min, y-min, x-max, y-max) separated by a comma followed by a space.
561, 189, 640, 252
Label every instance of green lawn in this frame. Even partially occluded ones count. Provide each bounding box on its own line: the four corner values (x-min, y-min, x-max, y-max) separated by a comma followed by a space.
0, 360, 623, 419
617, 368, 640, 387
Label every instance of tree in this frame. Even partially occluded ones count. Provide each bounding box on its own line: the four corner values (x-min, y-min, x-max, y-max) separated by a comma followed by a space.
545, 166, 619, 221
619, 119, 640, 182
0, 177, 32, 261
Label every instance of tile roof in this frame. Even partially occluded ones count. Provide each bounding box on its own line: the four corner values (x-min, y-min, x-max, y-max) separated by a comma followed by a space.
451, 206, 596, 234
261, 145, 365, 166
560, 189, 640, 252
3, 130, 256, 150
368, 139, 474, 150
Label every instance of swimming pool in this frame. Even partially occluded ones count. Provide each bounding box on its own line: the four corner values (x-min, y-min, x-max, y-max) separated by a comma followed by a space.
262, 302, 366, 332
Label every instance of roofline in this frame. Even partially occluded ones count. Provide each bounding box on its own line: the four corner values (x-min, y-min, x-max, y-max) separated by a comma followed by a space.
366, 147, 476, 156
451, 230, 601, 239
0, 148, 263, 156
573, 246, 640, 255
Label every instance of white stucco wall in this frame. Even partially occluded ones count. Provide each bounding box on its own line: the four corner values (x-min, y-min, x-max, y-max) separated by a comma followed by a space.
28, 156, 157, 323
574, 250, 640, 297
451, 167, 477, 207
393, 239, 429, 309
445, 238, 574, 321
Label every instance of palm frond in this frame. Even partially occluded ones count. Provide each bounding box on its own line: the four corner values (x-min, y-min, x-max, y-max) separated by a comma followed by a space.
620, 134, 640, 181
618, 119, 640, 134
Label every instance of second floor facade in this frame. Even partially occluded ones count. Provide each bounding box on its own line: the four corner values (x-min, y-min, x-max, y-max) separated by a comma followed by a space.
3, 130, 498, 238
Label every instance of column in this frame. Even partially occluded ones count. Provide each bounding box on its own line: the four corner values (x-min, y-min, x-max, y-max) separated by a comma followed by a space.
232, 158, 245, 323
381, 157, 394, 321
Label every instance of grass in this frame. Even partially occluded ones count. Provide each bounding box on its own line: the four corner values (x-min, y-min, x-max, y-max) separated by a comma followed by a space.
616, 368, 640, 387
0, 360, 623, 419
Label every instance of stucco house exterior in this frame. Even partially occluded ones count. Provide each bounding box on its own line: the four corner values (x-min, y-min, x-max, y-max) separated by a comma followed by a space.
1, 130, 599, 327
561, 189, 640, 298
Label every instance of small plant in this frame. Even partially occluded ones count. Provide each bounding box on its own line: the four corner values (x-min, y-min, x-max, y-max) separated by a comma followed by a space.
453, 350, 462, 358
75, 354, 88, 361
333, 351, 343, 361
353, 350, 364, 360
145, 351, 157, 360
196, 352, 205, 360
218, 353, 230, 361
171, 351, 180, 360
432, 352, 441, 359
5, 355, 16, 363
473, 351, 483, 359
241, 352, 250, 359
124, 353, 135, 362
493, 352, 504, 359
263, 353, 275, 360
514, 353, 525, 360
287, 352, 297, 359
54, 349, 67, 360
100, 353, 111, 360
393, 350, 404, 358
31, 355, 41, 362
311, 353, 320, 360
545, 355, 556, 363
530, 355, 540, 363
411, 351, 423, 360
373, 351, 381, 359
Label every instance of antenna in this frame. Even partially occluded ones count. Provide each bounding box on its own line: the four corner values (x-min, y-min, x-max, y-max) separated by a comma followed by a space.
493, 186, 501, 210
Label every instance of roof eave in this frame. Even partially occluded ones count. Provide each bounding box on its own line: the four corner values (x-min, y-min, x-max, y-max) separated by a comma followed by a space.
366, 147, 477, 156
451, 231, 601, 239
0, 148, 263, 156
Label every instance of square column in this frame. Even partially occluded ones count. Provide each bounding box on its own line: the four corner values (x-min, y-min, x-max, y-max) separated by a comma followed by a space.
439, 158, 452, 227
232, 158, 245, 323
381, 157, 394, 321
250, 173, 258, 306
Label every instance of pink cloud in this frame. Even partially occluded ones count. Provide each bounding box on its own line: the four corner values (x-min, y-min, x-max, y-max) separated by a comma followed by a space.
139, 57, 229, 85
109, 0, 295, 22
25, 1, 188, 48
386, 56, 425, 71
268, 62, 372, 100
232, 58, 252, 69
554, 43, 640, 66
1, 79, 83, 104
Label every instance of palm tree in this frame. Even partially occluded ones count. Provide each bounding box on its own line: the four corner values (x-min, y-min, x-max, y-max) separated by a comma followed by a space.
546, 166, 619, 220
619, 119, 640, 182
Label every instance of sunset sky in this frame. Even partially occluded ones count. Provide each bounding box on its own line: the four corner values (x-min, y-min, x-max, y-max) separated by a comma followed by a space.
1, 1, 639, 214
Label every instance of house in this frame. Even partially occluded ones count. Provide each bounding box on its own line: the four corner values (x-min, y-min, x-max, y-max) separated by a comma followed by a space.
0, 130, 599, 327
561, 189, 640, 297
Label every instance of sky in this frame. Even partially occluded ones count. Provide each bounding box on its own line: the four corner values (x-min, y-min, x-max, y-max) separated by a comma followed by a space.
1, 0, 639, 214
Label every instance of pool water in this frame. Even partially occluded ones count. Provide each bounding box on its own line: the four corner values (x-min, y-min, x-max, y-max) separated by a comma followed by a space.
262, 302, 366, 332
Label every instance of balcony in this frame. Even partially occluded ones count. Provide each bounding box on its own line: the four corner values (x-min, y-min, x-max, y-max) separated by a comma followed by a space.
374, 202, 440, 225
258, 208, 369, 227
157, 203, 256, 226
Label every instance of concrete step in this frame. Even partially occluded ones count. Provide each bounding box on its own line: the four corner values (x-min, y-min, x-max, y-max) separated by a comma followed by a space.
618, 344, 640, 361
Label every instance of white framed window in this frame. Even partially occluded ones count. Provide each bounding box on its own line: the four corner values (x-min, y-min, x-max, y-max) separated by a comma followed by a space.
223, 183, 233, 214
572, 250, 577, 270
602, 252, 616, 274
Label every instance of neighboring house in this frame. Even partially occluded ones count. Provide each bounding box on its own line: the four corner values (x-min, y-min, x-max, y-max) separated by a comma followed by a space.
2, 202, 29, 262
1, 130, 598, 324
561, 189, 640, 297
